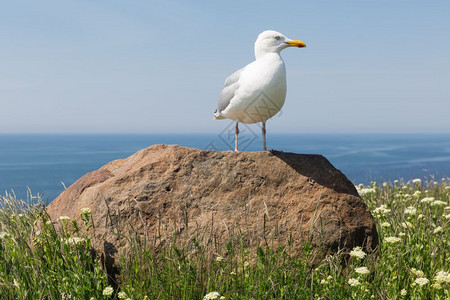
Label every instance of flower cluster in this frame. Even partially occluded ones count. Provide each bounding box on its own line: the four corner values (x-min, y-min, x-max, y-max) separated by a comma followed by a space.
411, 268, 424, 277
434, 271, 450, 284
348, 278, 361, 287
384, 236, 401, 244
412, 178, 422, 185
80, 207, 91, 216
350, 246, 367, 259
357, 187, 376, 196
103, 286, 114, 296
59, 216, 70, 222
373, 205, 391, 216
414, 277, 429, 286
431, 200, 447, 206
355, 267, 370, 275
63, 237, 86, 245
381, 222, 391, 228
433, 226, 443, 234
404, 206, 416, 215
420, 197, 434, 204
203, 291, 225, 300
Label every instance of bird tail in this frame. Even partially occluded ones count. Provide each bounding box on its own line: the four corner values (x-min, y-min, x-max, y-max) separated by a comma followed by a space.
214, 109, 225, 120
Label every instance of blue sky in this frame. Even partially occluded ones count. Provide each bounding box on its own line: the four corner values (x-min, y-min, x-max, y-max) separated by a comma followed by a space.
1, 0, 449, 134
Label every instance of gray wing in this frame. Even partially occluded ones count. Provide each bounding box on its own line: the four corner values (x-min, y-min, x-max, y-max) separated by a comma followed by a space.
217, 66, 245, 112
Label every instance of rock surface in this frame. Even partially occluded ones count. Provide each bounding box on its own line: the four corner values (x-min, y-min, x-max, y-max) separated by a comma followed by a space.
47, 145, 378, 268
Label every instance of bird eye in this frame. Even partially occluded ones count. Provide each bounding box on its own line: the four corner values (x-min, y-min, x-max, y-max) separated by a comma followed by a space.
274, 36, 280, 40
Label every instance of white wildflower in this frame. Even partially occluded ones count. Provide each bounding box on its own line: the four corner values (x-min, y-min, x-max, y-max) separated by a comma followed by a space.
103, 286, 114, 296
434, 271, 450, 283
394, 180, 399, 185
203, 291, 221, 300
404, 206, 417, 215
420, 197, 435, 203
433, 226, 443, 234
59, 216, 70, 222
320, 279, 327, 284
80, 207, 91, 215
355, 267, 370, 275
414, 277, 429, 286
445, 214, 450, 220
348, 278, 361, 286
400, 289, 407, 296
358, 188, 376, 196
413, 191, 422, 197
118, 292, 127, 299
350, 246, 367, 259
431, 200, 447, 206
384, 236, 401, 244
411, 268, 424, 277
417, 214, 424, 220
445, 206, 450, 211
412, 178, 422, 185
216, 256, 224, 262
64, 237, 85, 245
381, 222, 391, 228
373, 205, 391, 216
402, 221, 412, 228
432, 282, 442, 289
399, 232, 406, 237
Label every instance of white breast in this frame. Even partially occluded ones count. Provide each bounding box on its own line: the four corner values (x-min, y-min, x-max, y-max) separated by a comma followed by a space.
222, 53, 287, 124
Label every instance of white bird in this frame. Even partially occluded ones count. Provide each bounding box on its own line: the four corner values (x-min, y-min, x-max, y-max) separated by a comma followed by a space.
214, 30, 306, 151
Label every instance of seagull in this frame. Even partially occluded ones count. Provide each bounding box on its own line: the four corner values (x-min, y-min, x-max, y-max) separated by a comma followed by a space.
214, 30, 306, 151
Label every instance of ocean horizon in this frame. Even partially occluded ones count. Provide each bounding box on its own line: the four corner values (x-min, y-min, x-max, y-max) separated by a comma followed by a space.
1, 133, 449, 203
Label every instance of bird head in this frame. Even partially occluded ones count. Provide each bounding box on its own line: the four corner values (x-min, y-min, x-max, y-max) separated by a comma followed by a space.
254, 30, 305, 59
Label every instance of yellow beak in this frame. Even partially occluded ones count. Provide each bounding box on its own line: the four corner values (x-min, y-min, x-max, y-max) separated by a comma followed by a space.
286, 40, 306, 48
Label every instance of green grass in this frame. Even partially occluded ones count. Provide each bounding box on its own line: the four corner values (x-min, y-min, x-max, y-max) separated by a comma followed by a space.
1, 178, 449, 300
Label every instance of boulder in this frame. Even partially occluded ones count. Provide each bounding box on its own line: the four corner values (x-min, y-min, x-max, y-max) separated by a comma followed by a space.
47, 145, 378, 269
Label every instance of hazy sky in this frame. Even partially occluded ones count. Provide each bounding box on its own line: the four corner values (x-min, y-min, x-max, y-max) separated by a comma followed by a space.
1, 0, 449, 134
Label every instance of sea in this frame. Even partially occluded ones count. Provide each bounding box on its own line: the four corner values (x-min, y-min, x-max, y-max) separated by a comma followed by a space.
1, 133, 449, 204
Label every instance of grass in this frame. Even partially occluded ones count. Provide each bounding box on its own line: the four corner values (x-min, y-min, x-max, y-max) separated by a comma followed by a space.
0, 178, 449, 300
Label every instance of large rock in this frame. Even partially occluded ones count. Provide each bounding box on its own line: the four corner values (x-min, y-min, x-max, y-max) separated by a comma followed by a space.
47, 145, 378, 268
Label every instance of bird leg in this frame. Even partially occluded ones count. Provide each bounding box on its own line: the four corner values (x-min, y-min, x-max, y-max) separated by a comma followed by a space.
262, 121, 267, 151
235, 121, 240, 151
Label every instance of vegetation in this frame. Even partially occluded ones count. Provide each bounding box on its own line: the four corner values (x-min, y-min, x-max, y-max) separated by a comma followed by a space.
0, 178, 449, 299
